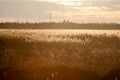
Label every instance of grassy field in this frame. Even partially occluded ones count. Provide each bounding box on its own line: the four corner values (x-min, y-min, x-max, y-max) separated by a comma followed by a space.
0, 29, 120, 80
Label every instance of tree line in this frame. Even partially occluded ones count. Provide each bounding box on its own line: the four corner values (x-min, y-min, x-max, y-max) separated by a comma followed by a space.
0, 22, 120, 29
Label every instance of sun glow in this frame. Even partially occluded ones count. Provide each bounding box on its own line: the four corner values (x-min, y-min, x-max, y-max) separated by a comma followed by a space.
35, 0, 83, 6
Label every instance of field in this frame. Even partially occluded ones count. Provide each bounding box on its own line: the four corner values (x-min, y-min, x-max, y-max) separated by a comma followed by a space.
0, 29, 120, 80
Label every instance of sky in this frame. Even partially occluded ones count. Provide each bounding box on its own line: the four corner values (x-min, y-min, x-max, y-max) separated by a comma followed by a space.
0, 0, 120, 23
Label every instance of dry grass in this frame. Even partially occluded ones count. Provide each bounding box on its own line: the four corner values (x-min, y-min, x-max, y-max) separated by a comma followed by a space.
0, 29, 120, 80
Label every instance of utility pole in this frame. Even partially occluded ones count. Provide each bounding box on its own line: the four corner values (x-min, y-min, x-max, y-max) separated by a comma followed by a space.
50, 13, 52, 27
50, 13, 52, 23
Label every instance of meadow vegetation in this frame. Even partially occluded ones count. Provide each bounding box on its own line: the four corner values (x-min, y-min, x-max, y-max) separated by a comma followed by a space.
0, 29, 120, 80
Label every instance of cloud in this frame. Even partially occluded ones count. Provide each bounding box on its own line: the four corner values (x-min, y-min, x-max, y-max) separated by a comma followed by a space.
0, 17, 40, 23
43, 8, 120, 23
35, 0, 120, 11
77, 0, 120, 11
0, 1, 70, 19
0, 0, 33, 1
35, 0, 83, 6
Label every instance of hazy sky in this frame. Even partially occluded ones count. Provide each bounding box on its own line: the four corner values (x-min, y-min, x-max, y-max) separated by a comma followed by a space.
0, 0, 120, 23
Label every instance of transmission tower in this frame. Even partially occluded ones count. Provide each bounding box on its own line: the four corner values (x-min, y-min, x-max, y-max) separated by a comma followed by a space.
50, 13, 52, 23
